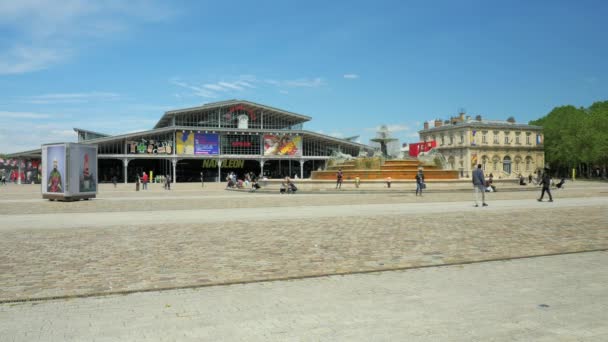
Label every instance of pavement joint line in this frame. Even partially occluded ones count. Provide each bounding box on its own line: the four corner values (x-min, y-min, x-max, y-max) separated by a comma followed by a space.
2, 248, 606, 306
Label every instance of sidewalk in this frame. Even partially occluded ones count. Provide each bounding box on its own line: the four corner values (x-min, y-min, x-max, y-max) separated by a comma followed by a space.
2, 251, 606, 341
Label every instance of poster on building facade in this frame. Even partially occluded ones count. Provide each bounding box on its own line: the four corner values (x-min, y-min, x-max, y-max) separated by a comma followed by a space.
176, 131, 195, 154
263, 134, 302, 156
194, 133, 219, 155
0, 158, 41, 184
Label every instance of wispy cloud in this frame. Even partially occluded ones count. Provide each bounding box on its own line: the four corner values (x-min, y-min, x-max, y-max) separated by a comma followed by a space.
0, 46, 68, 74
22, 91, 121, 104
366, 124, 410, 132
0, 1, 177, 74
0, 111, 52, 119
284, 78, 325, 88
343, 74, 359, 79
170, 79, 217, 98
264, 77, 326, 89
172, 75, 325, 99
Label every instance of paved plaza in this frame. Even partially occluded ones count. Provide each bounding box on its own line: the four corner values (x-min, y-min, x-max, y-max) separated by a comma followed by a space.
0, 181, 607, 340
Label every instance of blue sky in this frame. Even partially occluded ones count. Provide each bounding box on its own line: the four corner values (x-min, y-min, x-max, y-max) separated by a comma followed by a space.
1, 0, 607, 153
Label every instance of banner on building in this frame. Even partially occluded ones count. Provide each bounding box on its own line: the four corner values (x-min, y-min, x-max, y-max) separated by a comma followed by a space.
194, 133, 219, 155
408, 141, 436, 157
263, 134, 302, 156
176, 131, 195, 154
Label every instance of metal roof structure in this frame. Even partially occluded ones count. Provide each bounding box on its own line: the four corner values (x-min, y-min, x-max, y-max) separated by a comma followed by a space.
154, 99, 313, 129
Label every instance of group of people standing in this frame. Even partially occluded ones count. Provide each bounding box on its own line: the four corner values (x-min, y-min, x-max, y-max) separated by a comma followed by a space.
134, 172, 171, 191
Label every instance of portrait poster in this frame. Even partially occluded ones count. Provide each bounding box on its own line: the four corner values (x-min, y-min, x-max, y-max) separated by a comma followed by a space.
43, 145, 66, 194
77, 145, 97, 193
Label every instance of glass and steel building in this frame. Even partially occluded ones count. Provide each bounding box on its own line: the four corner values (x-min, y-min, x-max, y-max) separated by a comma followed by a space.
7, 100, 373, 183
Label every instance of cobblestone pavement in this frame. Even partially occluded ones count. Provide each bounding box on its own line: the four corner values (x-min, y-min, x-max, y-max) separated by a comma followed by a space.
1, 252, 607, 341
0, 182, 606, 302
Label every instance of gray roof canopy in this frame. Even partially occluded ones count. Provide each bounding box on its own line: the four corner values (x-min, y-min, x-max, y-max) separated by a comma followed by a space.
154, 99, 312, 129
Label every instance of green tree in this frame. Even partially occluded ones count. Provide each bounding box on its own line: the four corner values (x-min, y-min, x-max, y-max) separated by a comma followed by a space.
530, 100, 608, 178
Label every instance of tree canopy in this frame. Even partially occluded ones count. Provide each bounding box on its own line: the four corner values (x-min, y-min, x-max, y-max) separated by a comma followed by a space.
530, 100, 608, 176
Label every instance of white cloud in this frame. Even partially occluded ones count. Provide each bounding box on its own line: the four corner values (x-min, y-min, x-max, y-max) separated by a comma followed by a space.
204, 84, 226, 91
328, 132, 345, 138
365, 124, 410, 133
0, 1, 176, 74
0, 46, 67, 75
343, 74, 359, 79
217, 82, 242, 90
284, 78, 324, 88
0, 111, 52, 119
22, 91, 121, 104
171, 75, 325, 99
385, 124, 410, 132
170, 79, 217, 98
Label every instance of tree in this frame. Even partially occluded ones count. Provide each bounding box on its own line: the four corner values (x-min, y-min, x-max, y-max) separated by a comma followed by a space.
530, 101, 608, 178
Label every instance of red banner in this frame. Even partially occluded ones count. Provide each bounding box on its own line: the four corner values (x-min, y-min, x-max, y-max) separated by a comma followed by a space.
408, 141, 436, 157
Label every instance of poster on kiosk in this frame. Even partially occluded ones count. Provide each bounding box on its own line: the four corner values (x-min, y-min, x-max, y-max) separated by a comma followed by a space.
42, 143, 97, 201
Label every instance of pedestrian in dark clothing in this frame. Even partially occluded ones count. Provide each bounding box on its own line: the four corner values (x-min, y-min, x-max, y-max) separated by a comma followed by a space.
472, 164, 488, 207
111, 175, 117, 188
336, 169, 343, 189
165, 174, 171, 190
415, 169, 425, 196
537, 169, 553, 202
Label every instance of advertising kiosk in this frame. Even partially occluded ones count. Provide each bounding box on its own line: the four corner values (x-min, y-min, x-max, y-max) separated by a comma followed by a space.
41, 143, 98, 201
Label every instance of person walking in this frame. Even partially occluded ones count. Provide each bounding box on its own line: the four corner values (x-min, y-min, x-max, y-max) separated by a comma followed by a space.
415, 168, 425, 196
472, 164, 488, 207
111, 175, 117, 188
386, 176, 392, 188
135, 174, 140, 191
165, 174, 171, 190
354, 176, 360, 188
537, 168, 553, 202
142, 172, 149, 190
336, 168, 343, 189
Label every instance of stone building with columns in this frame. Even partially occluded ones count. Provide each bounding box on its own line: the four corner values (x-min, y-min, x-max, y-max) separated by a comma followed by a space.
418, 113, 545, 179
8, 100, 373, 184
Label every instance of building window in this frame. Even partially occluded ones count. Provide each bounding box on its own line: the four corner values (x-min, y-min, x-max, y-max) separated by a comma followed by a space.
481, 156, 488, 171
525, 156, 533, 171
493, 131, 499, 144
504, 132, 510, 144
514, 156, 522, 172
460, 133, 464, 144
482, 131, 488, 144
492, 156, 500, 171
449, 135, 454, 145
503, 156, 512, 174
526, 133, 531, 145
515, 132, 521, 145
441, 135, 445, 146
